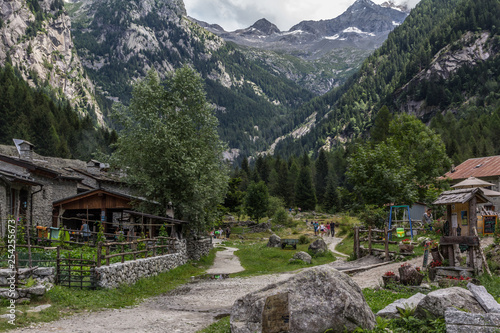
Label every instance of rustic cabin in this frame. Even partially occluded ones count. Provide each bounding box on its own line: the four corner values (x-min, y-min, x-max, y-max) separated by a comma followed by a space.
432, 187, 491, 274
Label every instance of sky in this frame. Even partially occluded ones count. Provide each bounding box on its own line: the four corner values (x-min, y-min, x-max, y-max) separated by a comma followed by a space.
184, 0, 421, 32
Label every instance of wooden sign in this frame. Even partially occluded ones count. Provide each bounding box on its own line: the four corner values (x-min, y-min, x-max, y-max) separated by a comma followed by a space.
262, 293, 290, 333
483, 215, 497, 235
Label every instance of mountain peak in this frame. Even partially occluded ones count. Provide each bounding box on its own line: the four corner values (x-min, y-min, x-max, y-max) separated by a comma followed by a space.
250, 18, 281, 35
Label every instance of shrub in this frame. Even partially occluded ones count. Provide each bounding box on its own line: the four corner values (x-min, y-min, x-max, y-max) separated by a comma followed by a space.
298, 234, 310, 245
273, 207, 294, 227
267, 196, 285, 218
337, 215, 360, 237
357, 205, 387, 228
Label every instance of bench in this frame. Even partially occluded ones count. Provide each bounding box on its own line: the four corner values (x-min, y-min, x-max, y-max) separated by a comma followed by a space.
281, 239, 298, 249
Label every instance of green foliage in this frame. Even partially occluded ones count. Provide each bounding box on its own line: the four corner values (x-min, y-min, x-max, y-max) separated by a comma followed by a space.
245, 181, 269, 222
298, 234, 310, 245
273, 207, 293, 227
347, 114, 450, 206
267, 196, 285, 219
113, 67, 229, 231
197, 316, 230, 333
357, 205, 387, 229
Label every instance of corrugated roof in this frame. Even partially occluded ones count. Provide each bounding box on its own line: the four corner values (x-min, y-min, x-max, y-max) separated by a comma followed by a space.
433, 188, 490, 205
444, 155, 500, 180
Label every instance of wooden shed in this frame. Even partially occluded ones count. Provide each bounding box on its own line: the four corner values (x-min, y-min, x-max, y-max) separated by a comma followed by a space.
432, 188, 490, 273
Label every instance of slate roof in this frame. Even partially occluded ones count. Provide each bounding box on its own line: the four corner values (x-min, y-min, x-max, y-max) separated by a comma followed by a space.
444, 156, 500, 180
433, 188, 490, 205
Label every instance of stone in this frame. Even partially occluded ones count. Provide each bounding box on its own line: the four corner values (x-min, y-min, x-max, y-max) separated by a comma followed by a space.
34, 267, 55, 276
230, 266, 375, 333
267, 234, 281, 248
26, 285, 46, 296
377, 293, 426, 319
445, 308, 500, 332
468, 283, 500, 313
290, 251, 312, 264
27, 304, 52, 313
415, 287, 485, 319
308, 239, 328, 255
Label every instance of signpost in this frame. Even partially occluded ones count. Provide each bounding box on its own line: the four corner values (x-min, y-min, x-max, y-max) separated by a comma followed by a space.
483, 215, 497, 235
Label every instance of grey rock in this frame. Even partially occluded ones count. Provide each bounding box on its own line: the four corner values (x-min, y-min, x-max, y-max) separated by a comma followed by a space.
377, 293, 426, 319
267, 234, 281, 248
415, 287, 485, 319
445, 308, 500, 332
308, 239, 328, 255
27, 304, 52, 313
468, 283, 500, 313
26, 285, 46, 296
231, 265, 375, 333
291, 251, 312, 264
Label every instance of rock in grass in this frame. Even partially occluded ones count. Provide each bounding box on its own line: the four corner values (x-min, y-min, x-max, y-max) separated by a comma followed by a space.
230, 265, 375, 333
415, 287, 484, 319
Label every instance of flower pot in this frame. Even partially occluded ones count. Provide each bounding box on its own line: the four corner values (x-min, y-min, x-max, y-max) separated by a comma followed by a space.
431, 248, 443, 262
382, 275, 399, 287
399, 244, 414, 253
399, 265, 424, 286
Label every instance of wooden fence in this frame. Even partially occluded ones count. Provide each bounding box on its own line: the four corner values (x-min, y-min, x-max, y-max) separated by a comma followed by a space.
353, 226, 424, 261
96, 236, 177, 267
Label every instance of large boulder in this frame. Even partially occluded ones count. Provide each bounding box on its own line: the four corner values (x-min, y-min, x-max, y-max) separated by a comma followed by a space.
267, 234, 281, 248
230, 266, 376, 333
415, 287, 485, 319
290, 251, 312, 264
377, 293, 426, 319
308, 239, 328, 255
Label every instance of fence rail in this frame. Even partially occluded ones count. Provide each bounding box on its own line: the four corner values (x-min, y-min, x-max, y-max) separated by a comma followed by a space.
353, 226, 425, 261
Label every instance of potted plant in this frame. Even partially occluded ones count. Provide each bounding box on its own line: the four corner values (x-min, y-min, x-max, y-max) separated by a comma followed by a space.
429, 240, 443, 261
428, 259, 442, 281
399, 238, 414, 253
382, 271, 399, 287
399, 263, 424, 286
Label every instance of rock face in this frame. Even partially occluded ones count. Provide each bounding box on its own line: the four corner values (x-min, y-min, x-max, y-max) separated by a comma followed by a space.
308, 238, 328, 255
377, 292, 426, 319
0, 0, 105, 125
415, 287, 485, 319
230, 266, 376, 333
267, 234, 281, 248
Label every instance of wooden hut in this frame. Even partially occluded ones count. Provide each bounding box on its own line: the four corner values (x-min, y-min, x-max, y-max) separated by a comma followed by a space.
432, 188, 490, 274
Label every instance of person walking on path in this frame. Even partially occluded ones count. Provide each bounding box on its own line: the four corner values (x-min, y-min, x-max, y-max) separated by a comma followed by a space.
225, 226, 231, 239
330, 221, 336, 237
313, 221, 319, 236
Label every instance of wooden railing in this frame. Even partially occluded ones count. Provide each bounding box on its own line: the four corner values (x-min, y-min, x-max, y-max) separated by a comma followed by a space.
353, 226, 425, 261
96, 236, 177, 267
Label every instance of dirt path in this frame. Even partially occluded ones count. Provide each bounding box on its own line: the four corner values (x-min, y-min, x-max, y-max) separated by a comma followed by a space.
11, 237, 495, 332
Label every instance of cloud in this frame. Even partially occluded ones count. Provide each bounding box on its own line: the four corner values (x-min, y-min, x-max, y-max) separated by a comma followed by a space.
184, 0, 420, 31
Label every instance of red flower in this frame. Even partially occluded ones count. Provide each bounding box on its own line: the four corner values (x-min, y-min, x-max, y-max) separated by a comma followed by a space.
384, 271, 395, 276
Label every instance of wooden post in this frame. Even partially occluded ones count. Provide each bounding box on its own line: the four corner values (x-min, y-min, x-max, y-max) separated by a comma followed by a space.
368, 226, 372, 255
384, 226, 389, 261
105, 245, 110, 266
14, 252, 19, 288
96, 242, 102, 267
354, 227, 360, 259
473, 227, 491, 276
469, 197, 477, 236
68, 252, 71, 288
121, 244, 125, 263
56, 246, 60, 283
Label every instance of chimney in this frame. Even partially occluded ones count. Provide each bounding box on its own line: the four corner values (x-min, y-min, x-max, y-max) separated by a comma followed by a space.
13, 139, 35, 161
86, 160, 101, 175
450, 164, 455, 173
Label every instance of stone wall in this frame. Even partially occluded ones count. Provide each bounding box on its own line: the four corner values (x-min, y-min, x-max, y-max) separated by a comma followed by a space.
186, 237, 212, 261
95, 237, 213, 288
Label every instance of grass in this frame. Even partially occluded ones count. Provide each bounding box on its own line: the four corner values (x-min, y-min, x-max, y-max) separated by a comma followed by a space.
197, 316, 230, 333
232, 241, 336, 277
362, 285, 425, 313
0, 249, 218, 331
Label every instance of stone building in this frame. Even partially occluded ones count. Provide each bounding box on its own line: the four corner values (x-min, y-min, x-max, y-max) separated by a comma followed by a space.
0, 139, 132, 233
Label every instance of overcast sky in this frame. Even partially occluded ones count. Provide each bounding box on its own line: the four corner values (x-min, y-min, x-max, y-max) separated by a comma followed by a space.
184, 0, 421, 32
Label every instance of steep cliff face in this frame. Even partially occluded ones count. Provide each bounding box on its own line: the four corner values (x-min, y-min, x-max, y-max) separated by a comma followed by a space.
397, 31, 498, 119
0, 0, 105, 126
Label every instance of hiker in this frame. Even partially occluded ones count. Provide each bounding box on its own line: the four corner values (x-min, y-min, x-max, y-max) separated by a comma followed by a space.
330, 221, 336, 237
219, 227, 224, 239
313, 221, 319, 236
319, 223, 326, 237
226, 226, 231, 239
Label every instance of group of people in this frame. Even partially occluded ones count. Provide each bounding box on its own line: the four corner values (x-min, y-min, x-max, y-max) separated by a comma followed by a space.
310, 220, 336, 237
210, 227, 231, 239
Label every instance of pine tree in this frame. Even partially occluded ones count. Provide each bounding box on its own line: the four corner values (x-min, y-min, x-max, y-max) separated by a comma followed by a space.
315, 149, 329, 207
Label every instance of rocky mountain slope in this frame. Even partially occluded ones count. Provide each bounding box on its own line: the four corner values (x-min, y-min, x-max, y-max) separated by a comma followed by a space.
0, 0, 105, 126
195, 0, 409, 95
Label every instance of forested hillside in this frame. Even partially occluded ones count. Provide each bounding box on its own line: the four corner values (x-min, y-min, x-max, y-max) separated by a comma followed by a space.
67, 0, 315, 161
275, 0, 500, 162
0, 63, 116, 159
